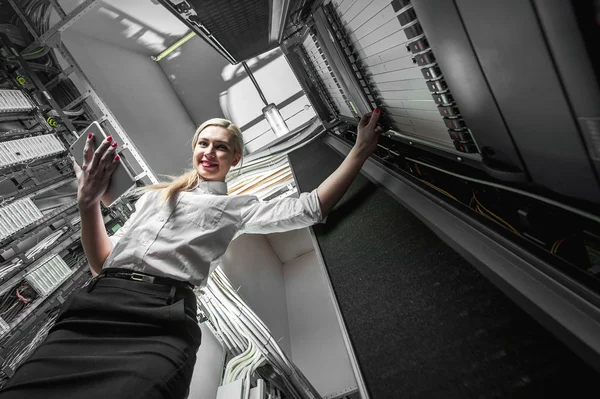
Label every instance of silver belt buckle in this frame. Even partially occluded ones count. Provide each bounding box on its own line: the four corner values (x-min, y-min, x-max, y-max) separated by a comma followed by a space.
130, 272, 155, 283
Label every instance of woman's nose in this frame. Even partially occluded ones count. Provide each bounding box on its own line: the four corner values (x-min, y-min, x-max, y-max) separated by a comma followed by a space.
205, 145, 216, 157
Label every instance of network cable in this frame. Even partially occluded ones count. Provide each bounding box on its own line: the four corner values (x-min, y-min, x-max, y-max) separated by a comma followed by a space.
199, 267, 321, 399
471, 191, 519, 234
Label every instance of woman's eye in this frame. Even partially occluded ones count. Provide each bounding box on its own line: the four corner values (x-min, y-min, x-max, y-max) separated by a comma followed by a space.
198, 141, 207, 146
218, 145, 228, 151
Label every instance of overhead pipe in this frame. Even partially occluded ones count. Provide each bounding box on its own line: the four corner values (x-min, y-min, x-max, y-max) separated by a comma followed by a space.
242, 61, 269, 107
151, 31, 196, 61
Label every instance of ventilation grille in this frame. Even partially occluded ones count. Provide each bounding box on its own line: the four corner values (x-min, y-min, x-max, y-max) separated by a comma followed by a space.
0, 198, 44, 241
25, 255, 73, 296
328, 0, 477, 154
0, 90, 34, 114
188, 0, 272, 61
0, 134, 65, 168
301, 33, 355, 118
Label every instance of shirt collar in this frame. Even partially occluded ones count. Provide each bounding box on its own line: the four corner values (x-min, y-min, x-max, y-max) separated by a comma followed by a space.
195, 181, 228, 195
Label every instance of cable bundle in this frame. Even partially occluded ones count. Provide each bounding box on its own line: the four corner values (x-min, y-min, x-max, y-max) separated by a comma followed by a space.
226, 119, 323, 199
6, 0, 94, 124
222, 339, 267, 393
198, 267, 321, 399
24, 227, 68, 260
0, 281, 38, 324
470, 190, 519, 234
0, 260, 23, 281
4, 308, 57, 367
12, 0, 53, 34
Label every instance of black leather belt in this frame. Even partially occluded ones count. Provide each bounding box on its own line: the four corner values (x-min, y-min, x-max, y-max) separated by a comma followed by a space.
89, 269, 194, 292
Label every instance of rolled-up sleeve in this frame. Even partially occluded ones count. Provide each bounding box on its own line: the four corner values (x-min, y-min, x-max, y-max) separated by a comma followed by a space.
109, 192, 150, 247
238, 189, 323, 235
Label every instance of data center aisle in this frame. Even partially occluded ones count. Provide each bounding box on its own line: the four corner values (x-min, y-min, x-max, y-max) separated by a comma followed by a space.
288, 137, 598, 398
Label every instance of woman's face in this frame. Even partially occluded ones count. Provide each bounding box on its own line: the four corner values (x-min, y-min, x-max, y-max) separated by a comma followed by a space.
193, 126, 241, 182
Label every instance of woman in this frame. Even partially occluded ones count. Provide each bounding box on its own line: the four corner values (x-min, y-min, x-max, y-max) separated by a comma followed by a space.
0, 109, 381, 398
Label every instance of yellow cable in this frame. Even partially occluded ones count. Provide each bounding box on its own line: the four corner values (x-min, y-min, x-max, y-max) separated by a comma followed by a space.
473, 192, 519, 234
420, 180, 458, 201
553, 238, 565, 254
6, 47, 45, 59
415, 164, 422, 176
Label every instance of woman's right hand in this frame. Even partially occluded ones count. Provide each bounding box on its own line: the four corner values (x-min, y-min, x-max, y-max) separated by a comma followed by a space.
74, 133, 120, 209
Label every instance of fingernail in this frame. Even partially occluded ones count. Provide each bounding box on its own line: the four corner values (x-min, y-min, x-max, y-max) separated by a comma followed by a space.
112, 141, 118, 147
88, 133, 93, 139
106, 136, 112, 142
374, 108, 380, 114
114, 155, 120, 161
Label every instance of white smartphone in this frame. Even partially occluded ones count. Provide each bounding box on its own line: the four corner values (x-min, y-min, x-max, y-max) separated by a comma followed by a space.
69, 122, 136, 207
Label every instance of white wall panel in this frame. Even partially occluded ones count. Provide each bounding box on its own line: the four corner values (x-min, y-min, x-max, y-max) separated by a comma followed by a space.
60, 30, 197, 177
267, 228, 314, 264
220, 234, 292, 356
284, 251, 357, 398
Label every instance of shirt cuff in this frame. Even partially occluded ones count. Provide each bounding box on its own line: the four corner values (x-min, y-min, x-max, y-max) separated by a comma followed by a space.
301, 189, 325, 224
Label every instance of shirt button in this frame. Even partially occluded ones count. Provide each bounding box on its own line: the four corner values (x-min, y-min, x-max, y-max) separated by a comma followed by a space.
141, 241, 147, 245
159, 217, 165, 222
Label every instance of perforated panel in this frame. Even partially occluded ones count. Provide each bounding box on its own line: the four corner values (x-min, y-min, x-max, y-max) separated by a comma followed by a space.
25, 255, 73, 296
301, 33, 355, 118
0, 90, 34, 114
330, 0, 461, 150
188, 0, 273, 62
0, 198, 43, 241
0, 134, 64, 168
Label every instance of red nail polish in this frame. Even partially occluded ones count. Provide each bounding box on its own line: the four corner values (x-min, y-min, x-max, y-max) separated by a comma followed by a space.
114, 155, 120, 161
88, 133, 93, 139
106, 136, 112, 142
374, 108, 380, 114
112, 141, 118, 147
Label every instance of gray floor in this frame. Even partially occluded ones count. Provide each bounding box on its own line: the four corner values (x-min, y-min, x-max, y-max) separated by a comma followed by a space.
289, 137, 599, 398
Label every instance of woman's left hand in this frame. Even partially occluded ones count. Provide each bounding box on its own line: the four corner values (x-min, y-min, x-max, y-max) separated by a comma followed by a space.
354, 108, 383, 158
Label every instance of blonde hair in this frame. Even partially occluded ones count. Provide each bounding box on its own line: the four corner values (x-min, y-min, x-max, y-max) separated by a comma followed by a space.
144, 118, 243, 204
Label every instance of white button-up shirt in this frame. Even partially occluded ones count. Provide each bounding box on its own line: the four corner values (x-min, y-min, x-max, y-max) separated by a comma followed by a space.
104, 181, 323, 287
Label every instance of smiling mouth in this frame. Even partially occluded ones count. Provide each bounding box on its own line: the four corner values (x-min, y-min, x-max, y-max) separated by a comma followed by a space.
200, 161, 218, 169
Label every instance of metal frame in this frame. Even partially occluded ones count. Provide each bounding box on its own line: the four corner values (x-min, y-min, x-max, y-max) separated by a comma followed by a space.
0, 227, 81, 293
6, 0, 158, 184
0, 34, 78, 138
156, 0, 237, 64
312, 9, 366, 118
5, 0, 39, 41
269, 0, 293, 43
323, 132, 600, 373
21, 0, 100, 54
320, 3, 373, 114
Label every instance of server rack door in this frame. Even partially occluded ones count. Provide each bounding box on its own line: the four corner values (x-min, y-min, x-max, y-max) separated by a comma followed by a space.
411, 0, 528, 180
455, 0, 600, 203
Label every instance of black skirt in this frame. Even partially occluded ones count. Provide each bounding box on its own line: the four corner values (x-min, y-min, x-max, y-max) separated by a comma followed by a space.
0, 268, 202, 399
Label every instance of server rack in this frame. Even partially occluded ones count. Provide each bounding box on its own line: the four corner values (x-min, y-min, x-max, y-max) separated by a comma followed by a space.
0, 2, 151, 385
